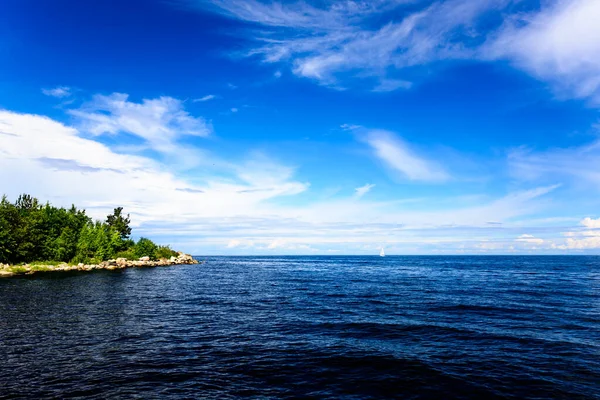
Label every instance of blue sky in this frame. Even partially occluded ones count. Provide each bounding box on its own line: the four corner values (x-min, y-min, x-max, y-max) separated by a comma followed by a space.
1, 0, 600, 254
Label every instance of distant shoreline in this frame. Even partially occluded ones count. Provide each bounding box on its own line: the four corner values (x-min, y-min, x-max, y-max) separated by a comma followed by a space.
0, 252, 199, 278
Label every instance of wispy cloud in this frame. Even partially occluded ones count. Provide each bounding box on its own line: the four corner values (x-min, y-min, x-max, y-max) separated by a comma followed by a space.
193, 94, 217, 102
340, 123, 362, 131
0, 99, 590, 254
372, 79, 412, 93
354, 183, 375, 198
196, 0, 509, 90
362, 129, 449, 182
227, 239, 241, 248
42, 86, 71, 98
508, 139, 600, 186
69, 93, 212, 157
193, 0, 600, 104
485, 0, 600, 104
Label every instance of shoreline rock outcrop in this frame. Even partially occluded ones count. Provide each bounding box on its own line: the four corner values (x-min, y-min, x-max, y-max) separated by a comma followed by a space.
0, 252, 200, 278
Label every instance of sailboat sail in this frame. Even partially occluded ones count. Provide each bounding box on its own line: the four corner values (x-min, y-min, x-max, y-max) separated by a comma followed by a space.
380, 248, 385, 257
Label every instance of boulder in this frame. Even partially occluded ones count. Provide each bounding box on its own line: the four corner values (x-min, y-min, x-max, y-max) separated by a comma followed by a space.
139, 256, 150, 262
177, 253, 194, 264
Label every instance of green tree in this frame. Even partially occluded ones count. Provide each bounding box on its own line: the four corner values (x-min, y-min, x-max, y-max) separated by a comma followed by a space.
0, 194, 179, 265
0, 196, 18, 263
134, 237, 158, 259
106, 207, 132, 240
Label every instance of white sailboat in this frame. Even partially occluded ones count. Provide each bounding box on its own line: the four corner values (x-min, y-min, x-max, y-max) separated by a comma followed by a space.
380, 247, 385, 257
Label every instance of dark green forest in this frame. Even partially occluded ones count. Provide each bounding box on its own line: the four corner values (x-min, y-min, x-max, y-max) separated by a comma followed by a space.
0, 194, 178, 265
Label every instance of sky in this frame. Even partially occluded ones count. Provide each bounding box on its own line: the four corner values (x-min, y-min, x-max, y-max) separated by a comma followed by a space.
1, 0, 599, 255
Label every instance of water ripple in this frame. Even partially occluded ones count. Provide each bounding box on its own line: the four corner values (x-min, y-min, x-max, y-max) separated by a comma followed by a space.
1, 255, 599, 399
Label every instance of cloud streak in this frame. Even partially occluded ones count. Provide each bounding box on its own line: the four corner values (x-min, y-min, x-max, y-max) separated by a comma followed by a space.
354, 183, 375, 198
193, 94, 217, 102
69, 93, 212, 158
42, 86, 72, 98
195, 0, 600, 105
0, 105, 586, 255
362, 129, 449, 182
508, 139, 600, 186
197, 0, 509, 90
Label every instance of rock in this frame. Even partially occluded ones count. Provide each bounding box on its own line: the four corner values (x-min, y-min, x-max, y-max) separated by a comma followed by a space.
107, 259, 117, 266
177, 252, 194, 264
116, 258, 128, 266
139, 256, 150, 262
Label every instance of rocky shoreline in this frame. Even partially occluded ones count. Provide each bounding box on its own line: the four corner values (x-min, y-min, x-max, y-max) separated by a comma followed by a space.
0, 252, 200, 278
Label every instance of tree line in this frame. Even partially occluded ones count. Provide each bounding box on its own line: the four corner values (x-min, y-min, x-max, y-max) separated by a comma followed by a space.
0, 194, 178, 265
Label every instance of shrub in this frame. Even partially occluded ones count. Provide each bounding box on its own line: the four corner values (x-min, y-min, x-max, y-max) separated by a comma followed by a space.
155, 245, 178, 260
134, 237, 158, 260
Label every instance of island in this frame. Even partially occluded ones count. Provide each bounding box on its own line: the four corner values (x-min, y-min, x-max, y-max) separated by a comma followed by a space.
0, 194, 199, 278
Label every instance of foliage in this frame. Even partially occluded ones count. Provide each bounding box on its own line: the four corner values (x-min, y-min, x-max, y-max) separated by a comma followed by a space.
133, 237, 158, 260
106, 207, 132, 241
0, 194, 178, 265
155, 245, 178, 260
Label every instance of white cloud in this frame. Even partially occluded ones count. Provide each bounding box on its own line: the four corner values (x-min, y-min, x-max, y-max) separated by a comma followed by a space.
581, 217, 600, 229
372, 79, 412, 93
227, 239, 241, 248
486, 0, 600, 104
193, 94, 217, 102
267, 239, 285, 249
274, 70, 282, 78
69, 93, 212, 157
231, 107, 238, 113
0, 106, 586, 255
516, 234, 544, 245
340, 123, 362, 131
562, 237, 600, 250
354, 183, 375, 198
42, 86, 71, 98
363, 129, 449, 182
551, 217, 600, 250
201, 0, 509, 90
0, 109, 307, 232
508, 140, 600, 186
199, 0, 600, 104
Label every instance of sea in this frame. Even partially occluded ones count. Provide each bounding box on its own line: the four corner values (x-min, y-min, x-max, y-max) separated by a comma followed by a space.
1, 256, 599, 399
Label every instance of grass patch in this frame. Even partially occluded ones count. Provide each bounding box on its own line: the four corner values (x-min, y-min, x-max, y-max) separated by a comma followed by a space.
29, 260, 63, 266
7, 266, 28, 274
29, 265, 54, 272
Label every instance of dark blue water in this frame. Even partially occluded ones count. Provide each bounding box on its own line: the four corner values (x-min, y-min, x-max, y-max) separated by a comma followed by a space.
1, 256, 599, 399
